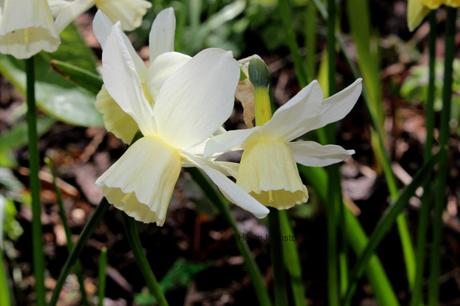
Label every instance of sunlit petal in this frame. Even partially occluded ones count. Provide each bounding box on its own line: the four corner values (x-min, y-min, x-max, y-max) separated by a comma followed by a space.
204, 128, 256, 157
101, 23, 155, 135
290, 140, 355, 167
149, 7, 175, 61
96, 137, 182, 226
185, 154, 269, 219
92, 9, 113, 47
154, 48, 240, 149
407, 0, 430, 31
52, 0, 94, 33
148, 51, 191, 99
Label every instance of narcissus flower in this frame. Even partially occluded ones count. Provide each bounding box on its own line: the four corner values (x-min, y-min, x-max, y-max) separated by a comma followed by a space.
49, 0, 151, 32
93, 8, 190, 144
407, 0, 460, 31
0, 0, 60, 59
205, 79, 362, 210
95, 23, 269, 225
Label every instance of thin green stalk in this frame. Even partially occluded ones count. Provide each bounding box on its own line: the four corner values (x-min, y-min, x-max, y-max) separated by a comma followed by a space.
268, 210, 289, 306
279, 211, 308, 306
0, 249, 11, 306
26, 57, 46, 306
428, 7, 456, 306
410, 11, 437, 306
122, 215, 168, 306
45, 158, 89, 306
326, 0, 343, 304
343, 154, 439, 306
48, 200, 109, 306
187, 168, 272, 306
97, 247, 107, 306
305, 2, 317, 83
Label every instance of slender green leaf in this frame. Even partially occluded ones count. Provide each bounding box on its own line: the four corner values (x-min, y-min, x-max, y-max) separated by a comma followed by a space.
343, 154, 439, 305
98, 247, 108, 306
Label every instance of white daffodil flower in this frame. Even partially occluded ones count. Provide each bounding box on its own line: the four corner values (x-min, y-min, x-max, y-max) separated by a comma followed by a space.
0, 0, 60, 59
95, 23, 269, 225
205, 79, 362, 210
93, 8, 191, 144
49, 0, 151, 32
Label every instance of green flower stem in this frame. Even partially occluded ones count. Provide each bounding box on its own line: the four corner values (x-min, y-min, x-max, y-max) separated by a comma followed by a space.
305, 2, 317, 83
97, 247, 107, 306
279, 211, 308, 306
45, 158, 89, 306
187, 168, 272, 306
122, 215, 168, 306
48, 200, 109, 306
26, 57, 46, 306
251, 58, 290, 306
409, 11, 437, 306
0, 249, 11, 306
326, 0, 343, 304
268, 210, 289, 306
428, 7, 457, 306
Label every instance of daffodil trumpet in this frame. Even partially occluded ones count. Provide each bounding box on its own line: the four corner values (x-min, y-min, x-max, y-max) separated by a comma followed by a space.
205, 79, 362, 210
95, 21, 269, 226
0, 0, 60, 59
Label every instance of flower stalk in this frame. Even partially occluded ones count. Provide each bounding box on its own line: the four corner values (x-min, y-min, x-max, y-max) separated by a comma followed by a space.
410, 11, 437, 306
428, 7, 457, 306
26, 57, 46, 306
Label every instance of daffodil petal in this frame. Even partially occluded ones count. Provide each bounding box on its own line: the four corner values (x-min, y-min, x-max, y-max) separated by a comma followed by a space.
95, 86, 138, 144
407, 0, 430, 31
262, 80, 323, 140
149, 7, 175, 62
148, 51, 191, 99
204, 128, 256, 157
444, 0, 460, 7
93, 9, 113, 47
53, 0, 95, 33
185, 155, 269, 219
290, 140, 354, 167
95, 0, 151, 31
154, 48, 240, 149
0, 0, 60, 59
102, 23, 155, 135
96, 137, 182, 226
271, 79, 362, 142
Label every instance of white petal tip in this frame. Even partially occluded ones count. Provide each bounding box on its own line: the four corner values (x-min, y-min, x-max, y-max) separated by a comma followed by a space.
347, 149, 356, 155
254, 207, 270, 219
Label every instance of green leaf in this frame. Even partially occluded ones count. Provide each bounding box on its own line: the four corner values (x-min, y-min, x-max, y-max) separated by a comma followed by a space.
343, 154, 439, 305
0, 25, 102, 127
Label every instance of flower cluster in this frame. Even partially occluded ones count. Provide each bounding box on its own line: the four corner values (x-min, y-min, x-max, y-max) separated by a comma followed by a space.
93, 8, 363, 226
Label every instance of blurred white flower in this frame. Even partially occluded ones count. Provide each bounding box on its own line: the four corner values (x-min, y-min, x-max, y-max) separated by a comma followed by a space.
205, 79, 362, 210
50, 0, 151, 32
93, 8, 191, 144
95, 23, 269, 225
0, 0, 60, 59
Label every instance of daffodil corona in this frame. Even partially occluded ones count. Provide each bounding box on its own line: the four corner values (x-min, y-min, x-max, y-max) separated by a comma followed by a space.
50, 0, 151, 32
205, 79, 362, 209
407, 0, 459, 31
95, 22, 269, 225
0, 0, 60, 59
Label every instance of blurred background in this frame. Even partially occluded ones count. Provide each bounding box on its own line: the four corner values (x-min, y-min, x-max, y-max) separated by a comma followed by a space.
0, 0, 459, 305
